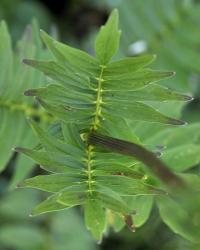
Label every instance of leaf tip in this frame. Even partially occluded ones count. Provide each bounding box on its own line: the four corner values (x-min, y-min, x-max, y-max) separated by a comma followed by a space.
39, 29, 45, 36
111, 8, 119, 17
168, 118, 187, 126
22, 59, 31, 65
16, 180, 27, 188
97, 239, 103, 245
184, 95, 194, 101
14, 147, 24, 153
151, 54, 157, 62
24, 89, 36, 96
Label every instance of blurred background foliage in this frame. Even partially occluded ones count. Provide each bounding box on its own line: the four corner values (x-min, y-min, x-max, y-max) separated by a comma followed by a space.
1, 0, 200, 249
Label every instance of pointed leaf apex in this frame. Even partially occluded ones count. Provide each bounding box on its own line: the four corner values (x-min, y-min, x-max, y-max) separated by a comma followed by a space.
151, 54, 157, 62
14, 147, 31, 154
168, 118, 187, 126
40, 29, 46, 36
111, 8, 119, 17
22, 59, 31, 65
14, 147, 25, 153
184, 95, 194, 101
24, 89, 36, 96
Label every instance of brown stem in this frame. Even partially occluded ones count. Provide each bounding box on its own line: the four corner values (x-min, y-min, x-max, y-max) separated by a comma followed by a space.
88, 132, 186, 189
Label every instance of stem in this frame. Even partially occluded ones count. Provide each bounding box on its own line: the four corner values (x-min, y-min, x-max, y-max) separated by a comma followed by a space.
86, 64, 106, 194
88, 132, 186, 189
91, 65, 106, 132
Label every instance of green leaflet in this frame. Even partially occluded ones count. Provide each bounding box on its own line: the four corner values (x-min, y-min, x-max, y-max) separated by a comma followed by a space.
103, 101, 185, 125
84, 199, 106, 241
61, 122, 85, 149
23, 59, 92, 91
93, 164, 144, 179
92, 152, 137, 167
31, 194, 70, 216
40, 30, 99, 75
126, 196, 153, 227
0, 110, 22, 170
95, 175, 165, 196
104, 84, 192, 102
103, 54, 156, 76
95, 185, 132, 214
157, 196, 200, 243
9, 154, 35, 190
25, 84, 94, 109
180, 174, 200, 191
19, 174, 82, 192
107, 211, 125, 232
145, 123, 200, 148
157, 173, 200, 243
58, 184, 87, 206
101, 116, 141, 143
36, 98, 94, 123
95, 9, 121, 64
14, 148, 84, 169
103, 70, 175, 91
161, 144, 200, 172
0, 21, 12, 92
29, 119, 85, 158
40, 164, 83, 175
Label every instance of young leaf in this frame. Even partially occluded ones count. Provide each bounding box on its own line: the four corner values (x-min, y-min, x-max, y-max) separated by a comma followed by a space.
95, 9, 121, 64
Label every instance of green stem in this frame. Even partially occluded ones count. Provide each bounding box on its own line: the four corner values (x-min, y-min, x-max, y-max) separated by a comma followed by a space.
86, 64, 106, 194
91, 64, 106, 131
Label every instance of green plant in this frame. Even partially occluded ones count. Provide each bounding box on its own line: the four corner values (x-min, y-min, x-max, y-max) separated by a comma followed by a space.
13, 9, 200, 243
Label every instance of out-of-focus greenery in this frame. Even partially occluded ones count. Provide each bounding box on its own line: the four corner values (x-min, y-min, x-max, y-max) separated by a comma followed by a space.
0, 0, 51, 41
0, 19, 50, 185
0, 189, 97, 250
1, 0, 200, 249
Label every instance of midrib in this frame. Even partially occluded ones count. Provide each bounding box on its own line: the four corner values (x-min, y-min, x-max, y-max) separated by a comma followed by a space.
86, 64, 106, 194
